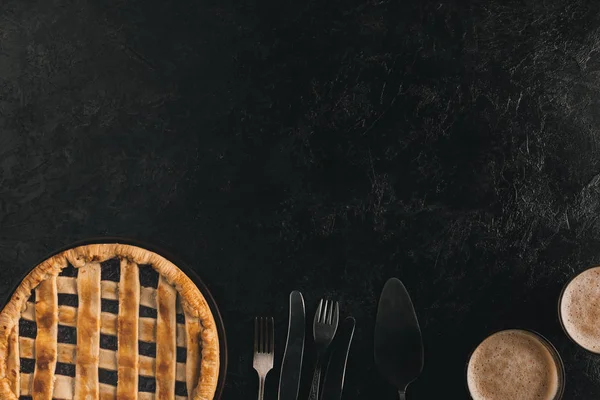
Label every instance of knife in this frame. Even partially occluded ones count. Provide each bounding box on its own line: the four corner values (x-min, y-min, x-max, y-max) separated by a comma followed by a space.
321, 316, 356, 400
374, 278, 424, 400
278, 291, 306, 400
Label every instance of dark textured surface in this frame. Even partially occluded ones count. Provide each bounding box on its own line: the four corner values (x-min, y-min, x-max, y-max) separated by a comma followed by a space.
2, 0, 600, 398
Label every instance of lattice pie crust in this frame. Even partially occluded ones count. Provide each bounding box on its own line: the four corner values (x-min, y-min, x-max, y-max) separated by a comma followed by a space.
0, 243, 219, 400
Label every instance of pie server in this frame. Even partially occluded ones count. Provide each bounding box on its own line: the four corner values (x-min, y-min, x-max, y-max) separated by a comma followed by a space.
374, 278, 424, 400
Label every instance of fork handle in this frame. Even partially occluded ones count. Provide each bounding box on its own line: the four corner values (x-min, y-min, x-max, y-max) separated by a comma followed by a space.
308, 358, 323, 400
258, 376, 265, 400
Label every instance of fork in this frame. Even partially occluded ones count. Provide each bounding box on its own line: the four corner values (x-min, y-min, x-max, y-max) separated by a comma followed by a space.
308, 299, 340, 400
253, 317, 274, 400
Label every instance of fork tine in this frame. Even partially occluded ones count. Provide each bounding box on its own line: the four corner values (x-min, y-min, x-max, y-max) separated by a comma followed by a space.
260, 317, 267, 353
269, 317, 274, 353
257, 317, 261, 353
333, 301, 339, 325
254, 317, 259, 353
263, 317, 268, 354
321, 299, 329, 323
315, 299, 323, 323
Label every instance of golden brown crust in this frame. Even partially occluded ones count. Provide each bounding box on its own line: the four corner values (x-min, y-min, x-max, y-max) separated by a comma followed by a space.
19, 337, 187, 381
6, 326, 18, 397
0, 243, 220, 400
185, 314, 202, 400
33, 276, 58, 400
0, 254, 65, 400
20, 374, 189, 400
117, 259, 140, 400
75, 263, 101, 400
156, 276, 177, 399
21, 301, 188, 347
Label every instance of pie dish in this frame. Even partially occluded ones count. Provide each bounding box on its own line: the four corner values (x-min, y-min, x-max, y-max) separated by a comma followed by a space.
0, 243, 220, 400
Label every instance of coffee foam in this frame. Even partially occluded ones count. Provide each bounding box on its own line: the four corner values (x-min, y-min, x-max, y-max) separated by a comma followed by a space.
467, 330, 560, 400
560, 266, 600, 352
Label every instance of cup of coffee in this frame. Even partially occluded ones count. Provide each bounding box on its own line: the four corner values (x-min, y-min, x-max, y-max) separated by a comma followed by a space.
559, 266, 600, 353
466, 329, 565, 400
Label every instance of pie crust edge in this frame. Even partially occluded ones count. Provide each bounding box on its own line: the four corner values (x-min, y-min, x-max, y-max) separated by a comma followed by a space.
0, 243, 220, 400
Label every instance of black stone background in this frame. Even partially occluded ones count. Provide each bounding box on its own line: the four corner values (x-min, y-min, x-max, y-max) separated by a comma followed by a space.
2, 0, 600, 398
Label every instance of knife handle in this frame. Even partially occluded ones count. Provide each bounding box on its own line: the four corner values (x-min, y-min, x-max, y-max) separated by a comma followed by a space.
308, 358, 323, 400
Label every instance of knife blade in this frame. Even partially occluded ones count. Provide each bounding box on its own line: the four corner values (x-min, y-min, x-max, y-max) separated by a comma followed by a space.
374, 278, 424, 397
278, 290, 306, 400
321, 316, 356, 400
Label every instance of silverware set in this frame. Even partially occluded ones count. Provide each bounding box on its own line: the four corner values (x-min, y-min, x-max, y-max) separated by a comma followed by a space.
253, 278, 423, 399
253, 293, 350, 400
